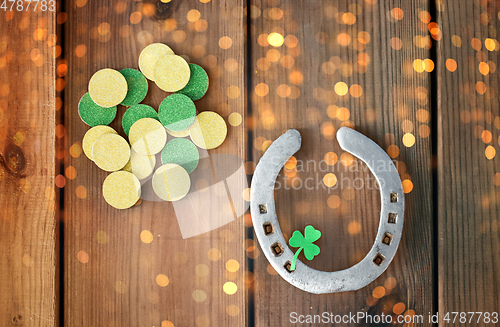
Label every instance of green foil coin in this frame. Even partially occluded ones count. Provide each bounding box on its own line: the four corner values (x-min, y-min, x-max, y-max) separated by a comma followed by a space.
161, 138, 199, 173
176, 64, 209, 101
158, 94, 196, 132
78, 92, 117, 127
119, 68, 149, 106
122, 104, 159, 136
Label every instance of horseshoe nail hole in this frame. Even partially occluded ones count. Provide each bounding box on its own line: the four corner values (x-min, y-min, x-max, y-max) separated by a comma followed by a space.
373, 253, 385, 266
263, 222, 274, 235
284, 261, 293, 273
382, 233, 393, 245
271, 242, 284, 257
388, 213, 397, 224
259, 204, 268, 214
390, 192, 398, 203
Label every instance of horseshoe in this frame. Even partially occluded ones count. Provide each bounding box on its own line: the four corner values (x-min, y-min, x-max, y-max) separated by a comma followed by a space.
250, 128, 404, 294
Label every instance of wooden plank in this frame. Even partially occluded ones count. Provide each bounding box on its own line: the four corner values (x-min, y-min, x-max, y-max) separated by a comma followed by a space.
249, 0, 434, 325
437, 0, 500, 322
63, 0, 246, 326
0, 7, 59, 327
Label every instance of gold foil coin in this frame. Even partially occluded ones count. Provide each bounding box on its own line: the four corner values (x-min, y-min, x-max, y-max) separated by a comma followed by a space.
92, 133, 131, 172
152, 163, 191, 201
88, 68, 128, 108
138, 43, 174, 81
82, 125, 117, 161
128, 118, 167, 156
154, 54, 190, 92
189, 111, 227, 149
122, 148, 156, 180
102, 171, 141, 209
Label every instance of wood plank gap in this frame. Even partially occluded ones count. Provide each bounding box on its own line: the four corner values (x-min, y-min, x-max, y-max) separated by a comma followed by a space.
245, 1, 256, 327
429, 0, 440, 324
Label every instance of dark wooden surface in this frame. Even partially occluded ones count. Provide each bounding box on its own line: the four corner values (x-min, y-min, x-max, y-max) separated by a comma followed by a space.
63, 1, 246, 326
438, 0, 500, 324
0, 0, 499, 326
249, 0, 434, 325
0, 7, 59, 327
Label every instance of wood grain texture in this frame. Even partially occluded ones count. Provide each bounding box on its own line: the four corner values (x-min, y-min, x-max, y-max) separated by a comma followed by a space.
63, 1, 246, 326
249, 0, 434, 325
0, 8, 59, 327
437, 0, 500, 323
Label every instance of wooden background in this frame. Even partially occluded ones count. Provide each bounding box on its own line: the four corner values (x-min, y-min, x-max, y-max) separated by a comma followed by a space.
0, 0, 499, 326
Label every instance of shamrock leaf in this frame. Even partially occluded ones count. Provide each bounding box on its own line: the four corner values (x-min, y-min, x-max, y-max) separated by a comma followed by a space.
304, 225, 321, 242
288, 225, 322, 271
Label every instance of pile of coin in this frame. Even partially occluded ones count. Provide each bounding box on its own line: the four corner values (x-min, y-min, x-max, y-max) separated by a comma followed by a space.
78, 43, 227, 209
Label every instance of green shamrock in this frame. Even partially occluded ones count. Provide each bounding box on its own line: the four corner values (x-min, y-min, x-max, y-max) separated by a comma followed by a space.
288, 225, 322, 271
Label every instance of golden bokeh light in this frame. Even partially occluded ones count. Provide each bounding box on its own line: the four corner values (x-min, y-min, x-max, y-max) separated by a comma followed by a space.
327, 195, 341, 209
419, 11, 431, 23
228, 112, 242, 126
226, 305, 240, 317
192, 290, 207, 302
129, 12, 142, 24
403, 133, 416, 147
372, 286, 386, 298
255, 83, 269, 97
77, 251, 89, 264
76, 186, 87, 199
285, 156, 297, 170
387, 145, 400, 158
75, 44, 87, 57
337, 33, 351, 46
384, 277, 397, 289
451, 35, 462, 47
347, 221, 361, 235
485, 38, 496, 51
284, 35, 298, 48
156, 274, 169, 287
276, 84, 291, 98
402, 179, 413, 193
140, 230, 153, 244
334, 82, 348, 96
187, 9, 201, 22
267, 32, 284, 47
419, 125, 431, 138
289, 71, 303, 85
390, 37, 402, 50
223, 282, 237, 295
446, 58, 457, 72
340, 12, 355, 25
219, 36, 233, 49
340, 153, 354, 166
266, 49, 280, 62
394, 302, 406, 315
471, 38, 482, 51
269, 7, 283, 20
226, 259, 240, 272
324, 152, 338, 166
349, 84, 363, 97
493, 173, 500, 186
391, 8, 404, 20
208, 248, 221, 261
476, 81, 487, 95
323, 173, 337, 187
227, 85, 240, 99
481, 130, 492, 144
321, 121, 335, 139
485, 146, 496, 159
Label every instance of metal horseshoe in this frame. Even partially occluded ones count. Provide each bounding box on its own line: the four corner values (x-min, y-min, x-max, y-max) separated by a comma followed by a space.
250, 127, 404, 294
